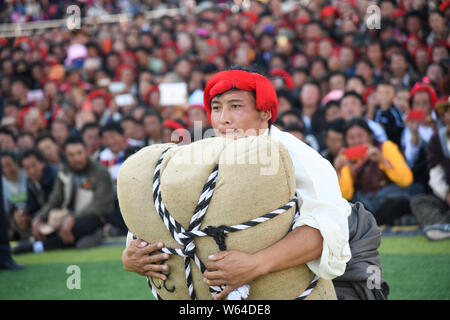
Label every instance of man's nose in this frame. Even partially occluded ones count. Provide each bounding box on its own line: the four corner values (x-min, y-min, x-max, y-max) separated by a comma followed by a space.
219, 108, 232, 124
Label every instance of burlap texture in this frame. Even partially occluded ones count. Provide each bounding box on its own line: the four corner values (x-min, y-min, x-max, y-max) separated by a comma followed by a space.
117, 136, 336, 300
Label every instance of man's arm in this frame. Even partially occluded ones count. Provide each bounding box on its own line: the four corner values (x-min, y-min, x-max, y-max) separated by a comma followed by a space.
204, 225, 323, 299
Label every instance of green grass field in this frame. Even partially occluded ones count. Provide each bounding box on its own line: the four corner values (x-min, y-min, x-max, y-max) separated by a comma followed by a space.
1, 236, 449, 300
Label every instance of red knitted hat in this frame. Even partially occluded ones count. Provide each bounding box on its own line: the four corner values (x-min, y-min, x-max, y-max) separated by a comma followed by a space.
203, 70, 278, 123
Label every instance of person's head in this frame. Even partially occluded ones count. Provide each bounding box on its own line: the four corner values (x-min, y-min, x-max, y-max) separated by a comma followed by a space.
142, 109, 163, 141
186, 105, 208, 129
300, 80, 322, 108
324, 118, 345, 157
16, 131, 35, 152
279, 109, 303, 127
19, 148, 45, 182
376, 81, 396, 108
204, 66, 277, 139
63, 135, 89, 172
345, 75, 366, 96
91, 95, 108, 119
0, 128, 16, 151
120, 116, 143, 141
328, 71, 347, 91
0, 151, 19, 181
410, 85, 438, 113
80, 122, 101, 155
340, 91, 365, 121
35, 134, 61, 165
284, 123, 306, 143
343, 117, 374, 147
51, 119, 70, 148
100, 122, 127, 154
323, 100, 342, 123
393, 86, 410, 114
389, 51, 409, 77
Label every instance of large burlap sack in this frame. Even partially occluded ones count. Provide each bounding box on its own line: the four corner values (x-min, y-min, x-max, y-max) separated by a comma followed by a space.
117, 135, 336, 300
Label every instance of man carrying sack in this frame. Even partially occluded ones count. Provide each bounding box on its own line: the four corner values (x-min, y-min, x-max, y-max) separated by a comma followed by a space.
122, 66, 353, 299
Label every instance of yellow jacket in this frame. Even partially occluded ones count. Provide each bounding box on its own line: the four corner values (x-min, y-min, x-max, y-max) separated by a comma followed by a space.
339, 141, 413, 200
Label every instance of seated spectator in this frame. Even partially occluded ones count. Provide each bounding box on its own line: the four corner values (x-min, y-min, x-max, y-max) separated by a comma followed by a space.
411, 96, 450, 240
321, 118, 346, 165
373, 81, 405, 146
322, 100, 342, 123
35, 134, 65, 170
11, 148, 58, 241
345, 75, 366, 97
13, 136, 114, 254
339, 90, 388, 143
284, 123, 307, 144
334, 118, 414, 226
278, 109, 322, 151
142, 109, 164, 145
298, 80, 326, 136
1, 151, 27, 240
185, 104, 211, 141
50, 119, 71, 151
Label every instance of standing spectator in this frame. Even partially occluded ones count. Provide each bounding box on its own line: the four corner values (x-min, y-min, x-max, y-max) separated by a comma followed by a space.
13, 136, 114, 254
373, 81, 405, 146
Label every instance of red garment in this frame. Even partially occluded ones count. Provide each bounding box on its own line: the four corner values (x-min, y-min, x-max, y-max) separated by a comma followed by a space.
203, 70, 278, 123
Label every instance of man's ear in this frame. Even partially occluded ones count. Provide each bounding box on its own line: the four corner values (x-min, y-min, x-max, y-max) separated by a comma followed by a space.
261, 110, 272, 122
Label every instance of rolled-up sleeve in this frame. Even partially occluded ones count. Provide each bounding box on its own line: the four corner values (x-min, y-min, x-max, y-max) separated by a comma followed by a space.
274, 128, 352, 280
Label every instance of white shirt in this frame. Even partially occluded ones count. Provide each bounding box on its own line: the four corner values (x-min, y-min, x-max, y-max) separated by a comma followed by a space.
267, 125, 351, 280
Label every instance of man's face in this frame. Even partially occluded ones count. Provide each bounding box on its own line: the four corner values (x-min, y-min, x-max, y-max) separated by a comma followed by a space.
340, 96, 363, 120
376, 85, 395, 106
102, 130, 126, 154
1, 156, 18, 181
143, 115, 162, 140
325, 130, 344, 157
82, 127, 101, 153
210, 90, 270, 139
22, 156, 45, 182
37, 138, 59, 163
65, 143, 88, 172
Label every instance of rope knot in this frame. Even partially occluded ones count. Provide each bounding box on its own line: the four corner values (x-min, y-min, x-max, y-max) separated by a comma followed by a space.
203, 225, 228, 251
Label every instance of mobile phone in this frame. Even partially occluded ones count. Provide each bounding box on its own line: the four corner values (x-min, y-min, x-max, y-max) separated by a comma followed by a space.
109, 81, 126, 93
407, 109, 426, 121
344, 145, 368, 161
115, 93, 134, 107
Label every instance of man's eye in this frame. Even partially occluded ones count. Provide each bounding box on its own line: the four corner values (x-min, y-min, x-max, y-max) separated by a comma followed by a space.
231, 104, 241, 109
212, 106, 220, 111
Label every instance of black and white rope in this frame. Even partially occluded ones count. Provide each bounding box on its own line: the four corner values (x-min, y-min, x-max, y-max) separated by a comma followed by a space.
148, 146, 318, 300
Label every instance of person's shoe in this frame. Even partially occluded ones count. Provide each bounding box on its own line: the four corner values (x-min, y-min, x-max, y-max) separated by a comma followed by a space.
0, 258, 25, 270
411, 195, 449, 227
423, 223, 450, 241
76, 228, 103, 249
11, 242, 33, 255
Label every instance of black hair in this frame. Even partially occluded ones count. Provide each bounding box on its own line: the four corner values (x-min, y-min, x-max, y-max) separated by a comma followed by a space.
343, 117, 373, 137
341, 90, 364, 106
142, 109, 163, 123
100, 121, 124, 136
35, 134, 57, 146
0, 150, 18, 163
63, 135, 86, 150
325, 118, 346, 134
284, 123, 305, 135
121, 115, 140, 125
20, 148, 45, 164
0, 128, 16, 142
347, 74, 366, 86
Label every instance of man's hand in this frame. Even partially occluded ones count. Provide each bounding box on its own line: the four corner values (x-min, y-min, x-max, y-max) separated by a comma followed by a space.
58, 215, 75, 244
204, 250, 263, 300
122, 239, 170, 280
31, 217, 46, 241
13, 209, 31, 230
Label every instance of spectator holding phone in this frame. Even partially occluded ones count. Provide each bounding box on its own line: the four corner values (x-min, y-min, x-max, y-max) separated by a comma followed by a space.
334, 117, 414, 225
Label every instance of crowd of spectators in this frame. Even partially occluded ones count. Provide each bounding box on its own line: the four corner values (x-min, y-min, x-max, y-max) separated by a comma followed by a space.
1, 0, 450, 253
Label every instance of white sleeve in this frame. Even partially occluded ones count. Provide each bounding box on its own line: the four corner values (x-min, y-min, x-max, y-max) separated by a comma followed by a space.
126, 231, 134, 247
429, 165, 449, 201
279, 131, 352, 280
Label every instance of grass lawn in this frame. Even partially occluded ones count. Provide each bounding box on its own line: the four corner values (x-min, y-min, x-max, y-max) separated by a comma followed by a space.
0, 236, 449, 300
